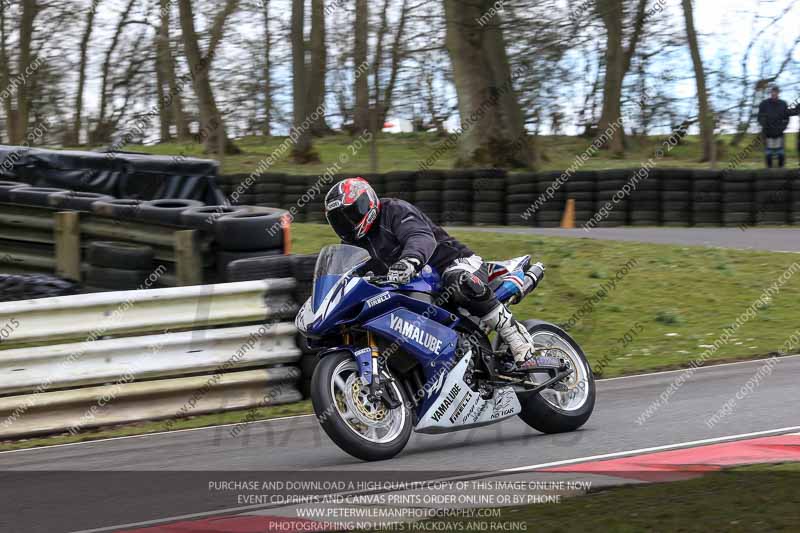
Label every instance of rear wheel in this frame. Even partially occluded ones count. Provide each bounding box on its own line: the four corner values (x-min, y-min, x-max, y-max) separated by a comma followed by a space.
516, 321, 595, 433
311, 351, 412, 461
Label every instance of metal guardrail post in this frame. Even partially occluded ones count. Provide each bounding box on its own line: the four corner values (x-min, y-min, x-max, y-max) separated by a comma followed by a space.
174, 229, 203, 286
54, 211, 81, 281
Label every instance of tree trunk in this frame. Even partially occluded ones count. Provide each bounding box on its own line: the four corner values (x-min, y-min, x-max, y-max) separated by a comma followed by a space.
93, 0, 135, 144
68, 1, 99, 146
306, 0, 329, 136
0, 1, 11, 144
154, 33, 171, 143
5, 0, 38, 145
262, 0, 272, 137
177, 0, 240, 154
596, 0, 625, 155
681, 0, 713, 162
353, 0, 369, 132
380, 0, 409, 126
290, 0, 318, 163
159, 0, 191, 141
596, 0, 648, 156
444, 0, 532, 168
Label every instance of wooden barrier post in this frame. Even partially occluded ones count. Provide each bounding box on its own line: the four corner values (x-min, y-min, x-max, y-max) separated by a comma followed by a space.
54, 211, 82, 281
174, 230, 203, 286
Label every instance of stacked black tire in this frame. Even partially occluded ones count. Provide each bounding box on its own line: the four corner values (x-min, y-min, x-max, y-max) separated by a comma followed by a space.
594, 170, 630, 227
722, 171, 753, 227
628, 169, 659, 226
793, 171, 800, 225
214, 207, 288, 279
217, 174, 256, 206
440, 170, 473, 226
218, 173, 286, 208
691, 169, 723, 226
754, 169, 795, 226
537, 171, 568, 227
85, 241, 157, 290
384, 171, 415, 203
505, 173, 537, 226
660, 169, 692, 227
225, 251, 317, 396
253, 173, 286, 208
471, 169, 506, 225
566, 171, 597, 227
0, 274, 78, 302
413, 170, 444, 224
291, 253, 320, 398
281, 175, 310, 223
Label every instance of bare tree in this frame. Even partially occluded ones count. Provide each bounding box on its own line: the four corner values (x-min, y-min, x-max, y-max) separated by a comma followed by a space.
156, 0, 191, 142
177, 0, 241, 154
0, 0, 40, 145
444, 0, 532, 168
290, 0, 318, 163
65, 1, 100, 146
262, 0, 272, 137
595, 0, 648, 155
307, 0, 330, 136
681, 0, 714, 162
353, 0, 369, 133
91, 0, 136, 144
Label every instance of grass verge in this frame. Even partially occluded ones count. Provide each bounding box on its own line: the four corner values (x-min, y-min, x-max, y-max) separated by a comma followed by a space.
83, 131, 800, 175
3, 226, 797, 451
291, 224, 800, 377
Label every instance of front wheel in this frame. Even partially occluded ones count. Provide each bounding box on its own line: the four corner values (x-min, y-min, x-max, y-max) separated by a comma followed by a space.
516, 320, 595, 433
311, 351, 412, 461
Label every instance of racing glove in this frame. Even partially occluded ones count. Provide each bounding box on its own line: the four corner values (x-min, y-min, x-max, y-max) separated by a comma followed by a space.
387, 257, 421, 284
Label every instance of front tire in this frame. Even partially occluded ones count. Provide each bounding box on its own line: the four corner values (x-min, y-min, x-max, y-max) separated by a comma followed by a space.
516, 321, 596, 433
311, 351, 412, 461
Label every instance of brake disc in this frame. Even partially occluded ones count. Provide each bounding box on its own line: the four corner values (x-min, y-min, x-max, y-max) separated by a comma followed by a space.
343, 374, 393, 429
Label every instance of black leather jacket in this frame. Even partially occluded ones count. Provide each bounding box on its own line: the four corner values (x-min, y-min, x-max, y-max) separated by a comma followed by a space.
347, 198, 473, 274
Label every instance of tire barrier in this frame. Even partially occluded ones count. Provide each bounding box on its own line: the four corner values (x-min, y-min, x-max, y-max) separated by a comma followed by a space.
215, 168, 800, 228
0, 185, 290, 289
223, 253, 321, 399
0, 274, 78, 303
0, 279, 301, 438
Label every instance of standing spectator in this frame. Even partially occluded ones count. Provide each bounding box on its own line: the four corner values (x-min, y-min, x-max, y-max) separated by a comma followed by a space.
791, 102, 800, 166
758, 86, 791, 168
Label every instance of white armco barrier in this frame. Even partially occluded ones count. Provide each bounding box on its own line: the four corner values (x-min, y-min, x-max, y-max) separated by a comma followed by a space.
0, 367, 303, 439
0, 279, 303, 439
0, 278, 296, 347
0, 323, 300, 395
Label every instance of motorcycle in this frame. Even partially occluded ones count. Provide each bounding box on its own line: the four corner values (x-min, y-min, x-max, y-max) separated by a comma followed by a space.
295, 244, 595, 461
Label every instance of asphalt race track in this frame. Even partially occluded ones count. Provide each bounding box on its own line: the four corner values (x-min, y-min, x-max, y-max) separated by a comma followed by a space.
2, 355, 799, 532
461, 227, 800, 253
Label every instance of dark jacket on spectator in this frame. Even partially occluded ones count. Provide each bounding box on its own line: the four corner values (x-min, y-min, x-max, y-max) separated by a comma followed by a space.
758, 98, 791, 138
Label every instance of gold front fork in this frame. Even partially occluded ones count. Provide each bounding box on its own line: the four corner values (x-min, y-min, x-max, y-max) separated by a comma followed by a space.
367, 331, 382, 384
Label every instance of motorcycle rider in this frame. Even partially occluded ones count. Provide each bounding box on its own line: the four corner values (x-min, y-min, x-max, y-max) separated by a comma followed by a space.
323, 177, 546, 372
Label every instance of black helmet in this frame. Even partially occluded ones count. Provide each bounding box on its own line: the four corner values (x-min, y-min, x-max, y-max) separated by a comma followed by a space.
324, 177, 381, 241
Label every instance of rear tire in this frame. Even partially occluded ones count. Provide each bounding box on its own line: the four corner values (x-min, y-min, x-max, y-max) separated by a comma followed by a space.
516, 320, 595, 434
311, 351, 412, 461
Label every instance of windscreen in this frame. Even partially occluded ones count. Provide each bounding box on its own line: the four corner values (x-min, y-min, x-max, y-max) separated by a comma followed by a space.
311, 244, 371, 312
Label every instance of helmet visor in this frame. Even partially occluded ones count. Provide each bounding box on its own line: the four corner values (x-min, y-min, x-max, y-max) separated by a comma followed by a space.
326, 193, 371, 241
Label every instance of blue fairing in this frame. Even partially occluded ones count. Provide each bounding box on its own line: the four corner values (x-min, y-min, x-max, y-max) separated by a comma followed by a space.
302, 244, 532, 419
364, 308, 458, 415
